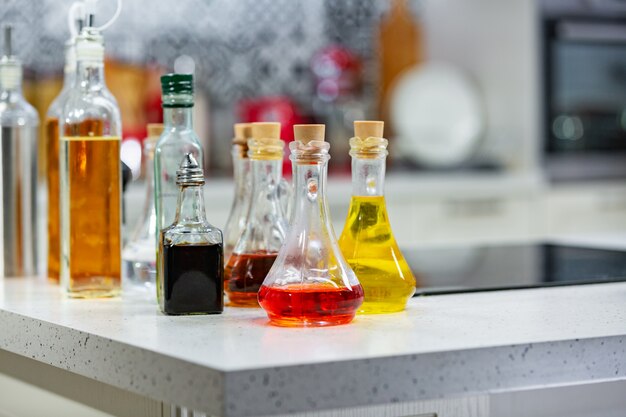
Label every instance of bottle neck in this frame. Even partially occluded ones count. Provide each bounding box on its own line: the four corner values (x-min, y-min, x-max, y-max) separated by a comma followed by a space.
163, 106, 194, 130
250, 157, 283, 191
351, 155, 386, 196
232, 149, 250, 199
76, 59, 105, 92
63, 68, 76, 91
292, 159, 329, 214
173, 184, 207, 226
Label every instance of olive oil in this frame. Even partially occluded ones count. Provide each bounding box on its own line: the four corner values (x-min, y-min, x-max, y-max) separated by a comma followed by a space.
339, 196, 416, 314
45, 117, 60, 281
60, 127, 121, 297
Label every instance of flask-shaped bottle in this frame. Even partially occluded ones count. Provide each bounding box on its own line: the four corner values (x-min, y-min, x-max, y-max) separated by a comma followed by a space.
338, 121, 416, 313
122, 123, 163, 294
46, 34, 78, 282
158, 154, 224, 315
223, 123, 252, 261
154, 74, 203, 236
60, 25, 122, 297
225, 122, 289, 307
0, 26, 40, 277
259, 124, 364, 327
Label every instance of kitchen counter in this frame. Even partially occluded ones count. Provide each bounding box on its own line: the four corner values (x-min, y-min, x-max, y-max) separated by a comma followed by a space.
1, 279, 625, 416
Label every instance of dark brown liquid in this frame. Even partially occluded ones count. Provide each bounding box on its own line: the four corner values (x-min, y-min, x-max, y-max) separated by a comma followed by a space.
224, 252, 277, 307
162, 243, 224, 315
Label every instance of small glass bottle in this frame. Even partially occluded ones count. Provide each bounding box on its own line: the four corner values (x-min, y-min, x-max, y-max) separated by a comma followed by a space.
225, 122, 289, 307
158, 153, 224, 315
122, 123, 163, 294
338, 121, 417, 314
45, 35, 78, 282
60, 24, 122, 297
259, 124, 363, 327
223, 123, 252, 261
154, 74, 203, 235
0, 25, 40, 278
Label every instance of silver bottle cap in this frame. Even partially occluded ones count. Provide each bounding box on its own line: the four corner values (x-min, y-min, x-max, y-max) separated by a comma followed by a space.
176, 153, 204, 186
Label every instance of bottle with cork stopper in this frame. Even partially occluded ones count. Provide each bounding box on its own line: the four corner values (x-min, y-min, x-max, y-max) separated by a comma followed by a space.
224, 122, 290, 307
258, 124, 364, 327
223, 123, 253, 261
338, 121, 417, 314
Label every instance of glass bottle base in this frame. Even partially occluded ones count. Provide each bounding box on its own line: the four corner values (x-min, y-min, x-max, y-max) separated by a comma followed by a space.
66, 287, 121, 299
258, 284, 364, 327
358, 300, 410, 314
265, 313, 357, 327
226, 291, 260, 307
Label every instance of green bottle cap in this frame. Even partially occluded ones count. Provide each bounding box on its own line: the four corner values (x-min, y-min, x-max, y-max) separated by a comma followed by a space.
161, 73, 194, 108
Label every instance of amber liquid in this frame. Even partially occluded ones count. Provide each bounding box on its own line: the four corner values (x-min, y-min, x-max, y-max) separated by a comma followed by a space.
61, 119, 121, 297
224, 252, 277, 307
338, 196, 417, 314
258, 283, 364, 327
46, 117, 60, 282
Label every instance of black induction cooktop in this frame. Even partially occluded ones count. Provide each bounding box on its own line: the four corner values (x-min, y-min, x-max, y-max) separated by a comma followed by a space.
406, 243, 626, 295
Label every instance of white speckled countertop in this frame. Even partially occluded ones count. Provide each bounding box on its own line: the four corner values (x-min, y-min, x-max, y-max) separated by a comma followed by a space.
1, 278, 625, 416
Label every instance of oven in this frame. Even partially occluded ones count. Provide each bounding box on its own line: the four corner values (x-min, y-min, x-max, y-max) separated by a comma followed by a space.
542, 0, 626, 181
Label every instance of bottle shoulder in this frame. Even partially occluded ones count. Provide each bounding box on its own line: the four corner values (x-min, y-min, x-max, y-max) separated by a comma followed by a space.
46, 87, 72, 118
0, 94, 40, 126
162, 224, 223, 246
156, 129, 203, 148
62, 87, 121, 128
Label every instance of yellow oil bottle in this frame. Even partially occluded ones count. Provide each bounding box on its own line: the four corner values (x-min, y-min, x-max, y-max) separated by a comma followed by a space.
338, 121, 417, 314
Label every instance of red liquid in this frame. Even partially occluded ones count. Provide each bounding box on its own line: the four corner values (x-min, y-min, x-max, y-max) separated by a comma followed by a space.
258, 283, 364, 327
225, 252, 278, 307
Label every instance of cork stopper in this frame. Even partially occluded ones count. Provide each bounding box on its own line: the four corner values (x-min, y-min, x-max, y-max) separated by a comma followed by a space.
147, 123, 164, 138
293, 124, 325, 144
233, 123, 253, 145
354, 120, 384, 139
252, 122, 281, 140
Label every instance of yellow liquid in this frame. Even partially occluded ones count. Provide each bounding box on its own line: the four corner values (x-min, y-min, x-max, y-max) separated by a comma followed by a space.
60, 132, 121, 298
338, 196, 417, 314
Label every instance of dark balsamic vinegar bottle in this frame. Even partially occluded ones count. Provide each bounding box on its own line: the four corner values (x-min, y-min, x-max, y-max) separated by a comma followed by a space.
157, 153, 224, 315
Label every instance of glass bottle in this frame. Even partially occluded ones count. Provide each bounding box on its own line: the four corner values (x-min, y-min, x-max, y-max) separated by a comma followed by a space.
0, 26, 40, 277
225, 122, 289, 307
338, 121, 416, 313
154, 74, 203, 235
60, 25, 122, 297
259, 124, 363, 327
45, 37, 77, 282
158, 153, 223, 315
122, 123, 163, 294
223, 123, 252, 261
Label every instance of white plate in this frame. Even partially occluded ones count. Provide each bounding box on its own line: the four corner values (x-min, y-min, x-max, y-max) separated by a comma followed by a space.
390, 62, 484, 167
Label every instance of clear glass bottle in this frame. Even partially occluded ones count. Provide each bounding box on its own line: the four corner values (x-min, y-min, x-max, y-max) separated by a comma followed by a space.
45, 37, 77, 282
158, 153, 223, 315
0, 26, 40, 277
122, 123, 163, 294
60, 25, 122, 297
225, 122, 289, 307
223, 123, 252, 261
154, 74, 203, 235
338, 121, 416, 313
259, 124, 363, 327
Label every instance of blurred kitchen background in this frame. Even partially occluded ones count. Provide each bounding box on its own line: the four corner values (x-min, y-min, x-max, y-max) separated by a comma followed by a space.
3, 0, 626, 250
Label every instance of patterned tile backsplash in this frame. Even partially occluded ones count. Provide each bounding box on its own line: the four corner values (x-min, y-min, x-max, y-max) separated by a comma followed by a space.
1, 0, 393, 107
2, 0, 419, 172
